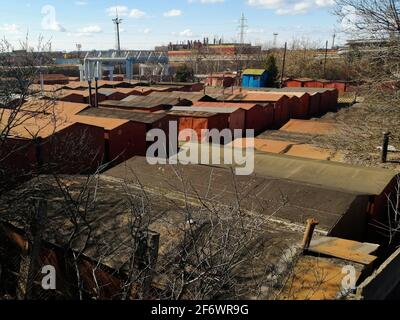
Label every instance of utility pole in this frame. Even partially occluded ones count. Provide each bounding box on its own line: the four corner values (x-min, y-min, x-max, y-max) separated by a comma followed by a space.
280, 42, 287, 88
113, 9, 122, 57
323, 40, 328, 78
381, 132, 391, 163
239, 13, 248, 45
331, 32, 336, 49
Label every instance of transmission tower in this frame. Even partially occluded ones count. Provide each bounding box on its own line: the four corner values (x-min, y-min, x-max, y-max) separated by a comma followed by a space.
112, 9, 122, 56
239, 13, 248, 44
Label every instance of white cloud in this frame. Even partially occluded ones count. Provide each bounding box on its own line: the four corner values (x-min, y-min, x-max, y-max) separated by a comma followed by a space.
130, 9, 146, 18
188, 0, 224, 3
247, 28, 265, 34
143, 28, 151, 34
164, 9, 183, 17
0, 24, 20, 34
75, 1, 88, 5
106, 6, 129, 16
106, 6, 147, 18
340, 5, 360, 32
78, 25, 102, 34
177, 29, 197, 37
41, 5, 66, 32
246, 0, 334, 15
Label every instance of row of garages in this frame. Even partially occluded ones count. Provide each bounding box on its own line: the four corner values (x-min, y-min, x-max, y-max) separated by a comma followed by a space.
2, 79, 339, 185
284, 78, 349, 93
0, 101, 175, 186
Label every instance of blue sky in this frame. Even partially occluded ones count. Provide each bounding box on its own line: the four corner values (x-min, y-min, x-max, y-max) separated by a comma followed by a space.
0, 1, 344, 51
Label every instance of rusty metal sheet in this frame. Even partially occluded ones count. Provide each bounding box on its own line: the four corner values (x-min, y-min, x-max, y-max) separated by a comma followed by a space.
308, 236, 379, 265
280, 119, 338, 135
279, 255, 362, 300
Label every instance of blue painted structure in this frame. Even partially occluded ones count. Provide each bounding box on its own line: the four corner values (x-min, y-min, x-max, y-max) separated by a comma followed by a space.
242, 69, 269, 88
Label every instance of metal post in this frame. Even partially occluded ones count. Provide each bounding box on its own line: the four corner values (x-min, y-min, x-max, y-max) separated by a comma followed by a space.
323, 40, 328, 78
95, 78, 99, 108
280, 42, 287, 88
301, 218, 319, 251
222, 73, 225, 96
88, 80, 92, 107
381, 132, 391, 163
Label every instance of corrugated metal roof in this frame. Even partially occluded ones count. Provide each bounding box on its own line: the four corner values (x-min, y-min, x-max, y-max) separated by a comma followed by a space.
98, 89, 120, 97
170, 142, 397, 196
253, 152, 397, 196
291, 78, 314, 82
1, 101, 91, 139
206, 93, 234, 100
239, 92, 288, 102
170, 106, 240, 114
62, 81, 90, 90
280, 119, 338, 135
149, 91, 214, 102
209, 92, 287, 103
247, 89, 308, 99
29, 84, 63, 92
98, 95, 192, 109
104, 154, 373, 232
154, 81, 200, 86
167, 110, 217, 118
243, 69, 267, 76
228, 138, 343, 162
78, 107, 168, 124
193, 101, 259, 110
64, 80, 135, 89
72, 114, 129, 130
57, 89, 95, 98
278, 87, 336, 93
129, 86, 170, 93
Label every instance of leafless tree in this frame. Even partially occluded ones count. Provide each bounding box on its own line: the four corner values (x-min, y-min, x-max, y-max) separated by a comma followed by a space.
310, 1, 400, 167
0, 38, 59, 190
335, 0, 400, 37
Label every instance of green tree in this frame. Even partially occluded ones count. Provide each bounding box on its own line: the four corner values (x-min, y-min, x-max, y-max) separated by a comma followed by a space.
263, 55, 278, 87
175, 64, 194, 82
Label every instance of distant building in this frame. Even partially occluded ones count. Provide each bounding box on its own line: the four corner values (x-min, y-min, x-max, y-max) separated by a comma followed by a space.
204, 73, 237, 87
338, 38, 392, 55
242, 69, 268, 88
166, 41, 262, 63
